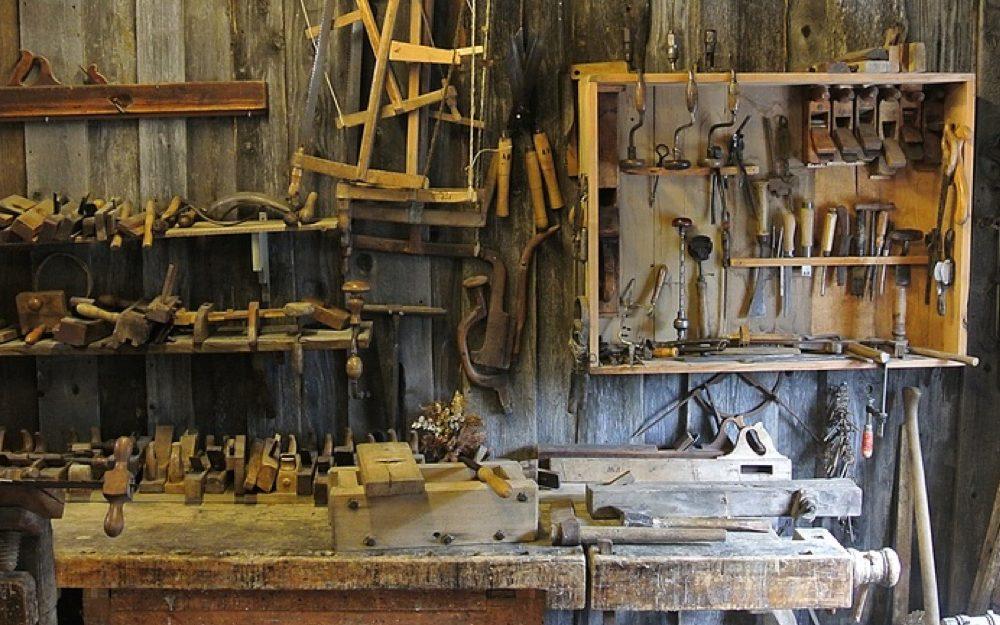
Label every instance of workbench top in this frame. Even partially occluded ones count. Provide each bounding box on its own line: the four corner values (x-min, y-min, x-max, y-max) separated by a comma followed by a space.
52, 503, 586, 610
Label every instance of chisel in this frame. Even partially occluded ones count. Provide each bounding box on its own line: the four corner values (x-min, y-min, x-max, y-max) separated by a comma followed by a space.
835, 205, 851, 287
745, 181, 771, 318
797, 201, 814, 277
815, 208, 837, 295
781, 210, 796, 316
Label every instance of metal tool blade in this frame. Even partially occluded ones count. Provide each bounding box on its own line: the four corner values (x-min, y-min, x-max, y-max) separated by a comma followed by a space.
298, 0, 336, 151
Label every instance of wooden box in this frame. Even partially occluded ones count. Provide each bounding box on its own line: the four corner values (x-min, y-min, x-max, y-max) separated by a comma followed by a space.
328, 460, 538, 551
575, 71, 975, 375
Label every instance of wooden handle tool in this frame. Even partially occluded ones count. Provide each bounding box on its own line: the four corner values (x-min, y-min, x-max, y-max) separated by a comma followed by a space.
496, 135, 513, 218
25, 324, 46, 345
142, 199, 157, 248
459, 456, 512, 498
102, 436, 135, 537
782, 211, 796, 256
903, 387, 940, 625
75, 302, 120, 324
907, 346, 978, 367
524, 148, 548, 230
109, 200, 133, 250
754, 183, 770, 237
533, 130, 564, 209
815, 208, 837, 295
845, 341, 890, 364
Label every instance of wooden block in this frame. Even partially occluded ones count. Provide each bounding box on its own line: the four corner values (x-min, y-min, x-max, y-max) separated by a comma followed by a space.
184, 471, 207, 505
311, 303, 350, 330
53, 317, 113, 346
355, 442, 425, 497
329, 461, 537, 551
243, 438, 264, 493
586, 478, 863, 520
0, 327, 18, 344
0, 194, 35, 214
255, 436, 280, 493
588, 529, 853, 611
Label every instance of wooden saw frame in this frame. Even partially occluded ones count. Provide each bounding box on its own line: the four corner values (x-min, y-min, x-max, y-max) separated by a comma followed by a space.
293, 0, 487, 245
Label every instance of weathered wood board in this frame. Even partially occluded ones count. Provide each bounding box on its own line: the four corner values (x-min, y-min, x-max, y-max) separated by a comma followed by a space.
52, 502, 585, 610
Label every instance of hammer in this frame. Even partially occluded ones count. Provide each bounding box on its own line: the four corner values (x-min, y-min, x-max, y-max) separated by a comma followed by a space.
459, 456, 512, 498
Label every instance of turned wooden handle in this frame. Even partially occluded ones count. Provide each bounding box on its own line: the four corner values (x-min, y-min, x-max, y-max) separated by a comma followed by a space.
476, 466, 512, 499
76, 302, 119, 324
298, 191, 319, 224
24, 324, 45, 345
820, 210, 837, 254
524, 149, 548, 230
142, 199, 157, 248
782, 211, 796, 255
496, 135, 513, 218
908, 346, 979, 367
110, 200, 133, 250
845, 342, 890, 364
533, 131, 563, 209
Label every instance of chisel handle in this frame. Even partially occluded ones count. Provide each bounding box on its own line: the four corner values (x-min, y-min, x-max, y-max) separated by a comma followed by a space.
25, 324, 45, 345
753, 182, 770, 236
697, 276, 710, 338
476, 466, 513, 498
142, 199, 157, 249
820, 209, 837, 254
845, 341, 890, 364
907, 346, 979, 367
524, 149, 548, 230
798, 203, 815, 250
496, 135, 513, 218
782, 211, 796, 255
533, 131, 563, 209
893, 285, 908, 342
110, 200, 133, 251
76, 303, 120, 324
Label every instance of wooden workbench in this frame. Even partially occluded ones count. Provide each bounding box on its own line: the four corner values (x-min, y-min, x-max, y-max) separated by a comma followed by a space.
52, 502, 586, 621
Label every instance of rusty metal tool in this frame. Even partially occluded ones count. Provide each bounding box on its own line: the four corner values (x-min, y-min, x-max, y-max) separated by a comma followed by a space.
702, 29, 717, 71
458, 456, 512, 498
868, 205, 892, 299
852, 205, 876, 297
15, 291, 67, 344
619, 1, 650, 171
672, 217, 693, 340
815, 208, 837, 295
662, 70, 698, 169
688, 235, 713, 338
926, 123, 970, 316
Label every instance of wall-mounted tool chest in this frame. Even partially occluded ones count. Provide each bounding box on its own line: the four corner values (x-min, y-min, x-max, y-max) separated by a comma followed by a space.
575, 72, 975, 375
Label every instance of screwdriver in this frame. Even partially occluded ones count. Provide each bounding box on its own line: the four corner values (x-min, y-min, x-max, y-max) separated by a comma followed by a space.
815, 208, 837, 295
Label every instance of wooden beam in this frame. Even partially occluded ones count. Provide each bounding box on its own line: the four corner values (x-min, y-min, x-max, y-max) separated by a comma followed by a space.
389, 41, 484, 64
355, 0, 404, 108
586, 479, 863, 520
303, 10, 361, 37
0, 81, 267, 121
355, 0, 400, 177
336, 183, 475, 203
336, 86, 447, 129
294, 152, 426, 190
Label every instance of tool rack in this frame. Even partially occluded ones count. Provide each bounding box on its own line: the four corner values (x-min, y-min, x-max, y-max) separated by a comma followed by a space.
575, 72, 975, 374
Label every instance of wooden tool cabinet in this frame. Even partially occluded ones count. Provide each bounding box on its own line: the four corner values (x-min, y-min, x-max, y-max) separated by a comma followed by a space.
575, 72, 975, 374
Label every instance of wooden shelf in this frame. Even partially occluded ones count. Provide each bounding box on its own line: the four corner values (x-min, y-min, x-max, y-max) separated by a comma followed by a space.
587, 71, 976, 88
730, 255, 927, 268
621, 164, 760, 177
592, 354, 965, 375
0, 324, 370, 357
0, 217, 339, 248
163, 217, 339, 238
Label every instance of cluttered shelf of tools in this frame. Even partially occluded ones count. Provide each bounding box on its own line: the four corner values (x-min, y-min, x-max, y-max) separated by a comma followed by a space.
0, 217, 340, 248
0, 324, 371, 357
591, 353, 962, 375
730, 255, 927, 268
588, 72, 976, 88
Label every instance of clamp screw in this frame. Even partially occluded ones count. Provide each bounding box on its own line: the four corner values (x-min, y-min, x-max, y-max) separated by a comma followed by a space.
441, 533, 455, 545
363, 535, 376, 547
493, 530, 505, 541
517, 492, 527, 502
347, 499, 359, 510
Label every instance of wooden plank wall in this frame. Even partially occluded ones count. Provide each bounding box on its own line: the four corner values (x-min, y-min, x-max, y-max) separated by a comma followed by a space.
0, 0, 993, 622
